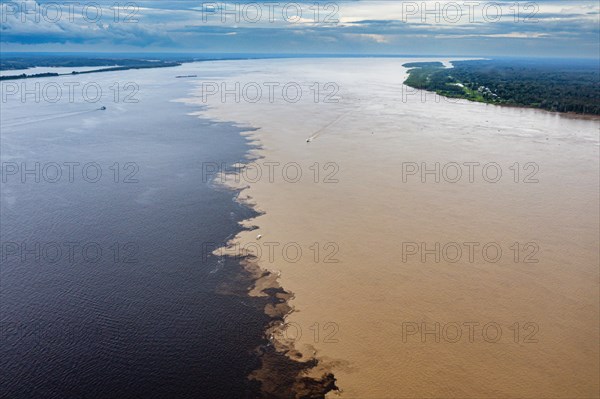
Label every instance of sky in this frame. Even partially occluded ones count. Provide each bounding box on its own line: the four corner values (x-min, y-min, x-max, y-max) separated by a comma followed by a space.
1, 0, 599, 57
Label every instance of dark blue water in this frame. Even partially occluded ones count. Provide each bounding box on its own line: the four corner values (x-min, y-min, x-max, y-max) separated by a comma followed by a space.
0, 67, 270, 398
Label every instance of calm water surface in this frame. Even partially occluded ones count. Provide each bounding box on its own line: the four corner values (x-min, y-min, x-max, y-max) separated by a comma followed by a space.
0, 65, 268, 398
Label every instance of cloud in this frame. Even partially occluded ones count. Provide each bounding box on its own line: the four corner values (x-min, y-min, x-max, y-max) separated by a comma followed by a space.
438, 32, 551, 39
350, 33, 390, 43
1, 0, 598, 57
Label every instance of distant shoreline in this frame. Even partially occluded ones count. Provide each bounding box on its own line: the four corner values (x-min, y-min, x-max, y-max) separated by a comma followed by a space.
0, 62, 181, 81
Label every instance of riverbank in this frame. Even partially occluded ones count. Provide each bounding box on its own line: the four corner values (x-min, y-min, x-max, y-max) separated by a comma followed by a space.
403, 59, 600, 115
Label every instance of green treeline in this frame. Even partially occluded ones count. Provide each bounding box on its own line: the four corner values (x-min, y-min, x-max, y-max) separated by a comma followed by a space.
403, 59, 600, 115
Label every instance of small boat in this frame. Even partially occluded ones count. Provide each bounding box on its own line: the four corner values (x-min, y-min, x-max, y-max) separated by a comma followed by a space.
99, 106, 106, 110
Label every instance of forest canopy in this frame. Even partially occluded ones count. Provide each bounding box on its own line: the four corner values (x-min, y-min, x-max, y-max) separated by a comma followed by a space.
403, 59, 600, 115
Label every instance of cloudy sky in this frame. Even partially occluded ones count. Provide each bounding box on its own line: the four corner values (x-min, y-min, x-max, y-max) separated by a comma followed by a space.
1, 0, 599, 57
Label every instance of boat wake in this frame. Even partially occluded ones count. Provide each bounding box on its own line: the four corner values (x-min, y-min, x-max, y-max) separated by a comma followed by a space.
1, 107, 106, 128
